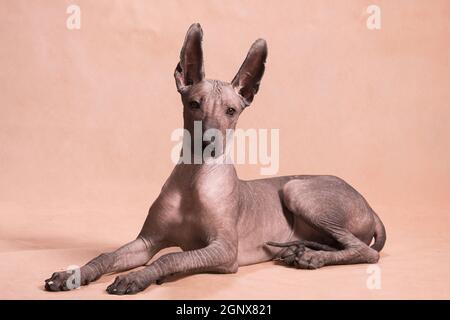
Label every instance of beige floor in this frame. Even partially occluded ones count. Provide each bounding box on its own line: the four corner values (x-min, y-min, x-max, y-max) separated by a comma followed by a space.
1, 196, 449, 300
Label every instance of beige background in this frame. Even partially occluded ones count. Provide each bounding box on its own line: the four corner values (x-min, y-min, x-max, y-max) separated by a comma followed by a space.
1, 0, 449, 299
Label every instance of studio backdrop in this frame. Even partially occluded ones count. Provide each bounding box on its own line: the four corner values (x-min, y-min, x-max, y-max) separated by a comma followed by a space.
0, 0, 449, 299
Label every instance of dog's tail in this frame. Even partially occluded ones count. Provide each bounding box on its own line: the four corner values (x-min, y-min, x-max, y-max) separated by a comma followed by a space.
370, 211, 386, 252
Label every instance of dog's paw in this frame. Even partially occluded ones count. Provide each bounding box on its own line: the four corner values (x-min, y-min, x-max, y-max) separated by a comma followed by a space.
293, 249, 325, 270
268, 241, 306, 266
106, 273, 150, 295
44, 271, 75, 291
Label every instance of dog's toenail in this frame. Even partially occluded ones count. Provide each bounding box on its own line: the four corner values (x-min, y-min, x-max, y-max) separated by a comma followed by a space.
48, 281, 54, 285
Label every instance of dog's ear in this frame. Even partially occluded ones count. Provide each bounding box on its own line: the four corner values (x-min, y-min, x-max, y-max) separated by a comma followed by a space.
174, 23, 205, 93
231, 39, 267, 106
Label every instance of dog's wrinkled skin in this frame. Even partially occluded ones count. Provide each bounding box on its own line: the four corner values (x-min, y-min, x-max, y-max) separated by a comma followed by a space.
45, 23, 386, 295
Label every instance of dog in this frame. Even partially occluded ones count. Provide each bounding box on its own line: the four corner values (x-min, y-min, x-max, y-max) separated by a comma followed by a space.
45, 23, 386, 295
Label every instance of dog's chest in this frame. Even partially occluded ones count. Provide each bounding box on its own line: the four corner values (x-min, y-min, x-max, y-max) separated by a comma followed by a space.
156, 176, 237, 246
154, 189, 215, 245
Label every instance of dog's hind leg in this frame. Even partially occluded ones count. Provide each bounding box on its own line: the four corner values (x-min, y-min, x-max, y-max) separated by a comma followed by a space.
44, 236, 159, 291
266, 240, 337, 266
269, 178, 380, 269
267, 233, 378, 269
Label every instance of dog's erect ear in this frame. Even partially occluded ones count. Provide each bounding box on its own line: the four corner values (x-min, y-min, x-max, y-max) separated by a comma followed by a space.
174, 23, 205, 93
231, 39, 267, 106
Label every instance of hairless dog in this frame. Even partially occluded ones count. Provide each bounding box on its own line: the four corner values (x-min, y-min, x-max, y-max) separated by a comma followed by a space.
45, 23, 386, 295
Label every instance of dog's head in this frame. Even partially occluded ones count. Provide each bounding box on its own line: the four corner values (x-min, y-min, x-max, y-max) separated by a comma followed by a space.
174, 23, 267, 141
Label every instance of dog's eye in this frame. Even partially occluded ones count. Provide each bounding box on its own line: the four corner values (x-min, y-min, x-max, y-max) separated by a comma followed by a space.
189, 101, 200, 110
226, 107, 236, 116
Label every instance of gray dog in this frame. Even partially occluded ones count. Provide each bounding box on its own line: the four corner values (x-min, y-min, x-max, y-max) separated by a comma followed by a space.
45, 23, 386, 295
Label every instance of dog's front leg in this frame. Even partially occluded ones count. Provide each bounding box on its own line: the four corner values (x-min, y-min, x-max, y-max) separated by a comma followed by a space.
45, 236, 160, 291
106, 240, 238, 295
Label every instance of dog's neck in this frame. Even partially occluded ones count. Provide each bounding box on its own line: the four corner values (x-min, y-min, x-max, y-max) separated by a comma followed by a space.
172, 141, 239, 193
